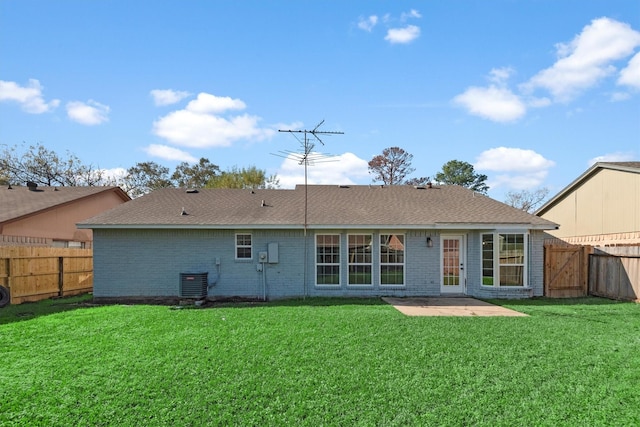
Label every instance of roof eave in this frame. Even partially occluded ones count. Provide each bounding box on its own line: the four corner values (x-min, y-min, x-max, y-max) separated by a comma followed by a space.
536, 162, 640, 215
79, 222, 556, 231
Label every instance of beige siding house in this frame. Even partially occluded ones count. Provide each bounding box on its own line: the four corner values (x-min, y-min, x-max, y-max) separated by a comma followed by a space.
0, 184, 130, 247
536, 162, 640, 246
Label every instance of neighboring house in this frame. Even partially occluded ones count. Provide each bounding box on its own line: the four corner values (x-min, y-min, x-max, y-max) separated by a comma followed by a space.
79, 184, 557, 301
536, 162, 640, 246
0, 183, 130, 247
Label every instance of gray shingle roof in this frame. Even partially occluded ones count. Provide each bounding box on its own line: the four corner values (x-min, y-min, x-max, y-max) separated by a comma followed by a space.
79, 185, 557, 230
0, 185, 130, 224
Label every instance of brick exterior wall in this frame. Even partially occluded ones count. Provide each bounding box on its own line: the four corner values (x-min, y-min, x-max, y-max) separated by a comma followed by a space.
93, 228, 545, 300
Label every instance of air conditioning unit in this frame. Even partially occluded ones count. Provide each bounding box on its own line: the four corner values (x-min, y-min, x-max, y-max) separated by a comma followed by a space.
179, 273, 208, 298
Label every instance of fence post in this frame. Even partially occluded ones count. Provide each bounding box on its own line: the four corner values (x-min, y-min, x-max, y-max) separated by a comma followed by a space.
58, 256, 64, 297
5, 257, 12, 304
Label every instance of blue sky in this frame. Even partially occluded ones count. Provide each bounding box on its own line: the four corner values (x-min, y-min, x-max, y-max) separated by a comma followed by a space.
1, 0, 639, 201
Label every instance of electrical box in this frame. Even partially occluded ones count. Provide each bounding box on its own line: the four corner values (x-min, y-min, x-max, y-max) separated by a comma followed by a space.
268, 243, 279, 264
258, 252, 268, 262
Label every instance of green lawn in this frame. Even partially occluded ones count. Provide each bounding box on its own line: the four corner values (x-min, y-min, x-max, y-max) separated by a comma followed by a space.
1, 295, 639, 426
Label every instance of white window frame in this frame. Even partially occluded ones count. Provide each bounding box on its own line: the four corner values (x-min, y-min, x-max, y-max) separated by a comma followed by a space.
347, 234, 373, 286
379, 233, 405, 287
315, 234, 341, 287
235, 233, 252, 260
481, 232, 528, 288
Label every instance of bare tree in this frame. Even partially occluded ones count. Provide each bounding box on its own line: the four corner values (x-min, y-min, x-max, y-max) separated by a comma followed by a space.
505, 187, 550, 213
368, 147, 416, 185
404, 176, 432, 186
122, 161, 173, 198
0, 143, 108, 186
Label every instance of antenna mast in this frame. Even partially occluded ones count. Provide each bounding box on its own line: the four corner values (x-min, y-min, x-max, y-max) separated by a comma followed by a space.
277, 120, 344, 298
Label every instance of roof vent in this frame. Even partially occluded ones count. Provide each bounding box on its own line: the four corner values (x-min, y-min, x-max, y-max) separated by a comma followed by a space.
338, 185, 350, 188
26, 181, 38, 191
180, 207, 188, 216
186, 189, 198, 194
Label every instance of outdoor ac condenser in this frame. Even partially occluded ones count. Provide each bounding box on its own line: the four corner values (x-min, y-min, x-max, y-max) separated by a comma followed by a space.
179, 273, 208, 298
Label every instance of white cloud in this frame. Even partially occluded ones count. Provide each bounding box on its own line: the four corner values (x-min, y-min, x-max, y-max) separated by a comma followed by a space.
150, 89, 191, 106
277, 152, 369, 188
610, 91, 631, 102
523, 17, 640, 102
99, 167, 128, 182
527, 97, 552, 108
66, 100, 110, 125
401, 9, 422, 21
475, 147, 555, 190
152, 92, 274, 148
588, 151, 635, 165
618, 51, 640, 89
488, 67, 515, 85
144, 144, 197, 162
357, 15, 378, 32
185, 93, 246, 114
453, 85, 526, 122
0, 79, 60, 113
476, 147, 555, 172
385, 25, 420, 44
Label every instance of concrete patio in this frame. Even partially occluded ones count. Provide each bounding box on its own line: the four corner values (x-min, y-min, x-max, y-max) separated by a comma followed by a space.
382, 297, 528, 317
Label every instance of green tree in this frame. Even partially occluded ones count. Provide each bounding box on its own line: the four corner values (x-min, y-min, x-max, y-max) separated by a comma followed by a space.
0, 143, 107, 186
122, 161, 173, 198
207, 166, 280, 189
434, 160, 489, 193
171, 158, 220, 188
368, 147, 416, 185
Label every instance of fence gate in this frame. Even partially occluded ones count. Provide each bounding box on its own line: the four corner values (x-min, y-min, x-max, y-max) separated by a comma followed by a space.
544, 243, 592, 297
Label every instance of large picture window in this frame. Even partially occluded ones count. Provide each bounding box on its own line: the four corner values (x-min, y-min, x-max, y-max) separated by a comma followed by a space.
348, 234, 372, 285
235, 233, 252, 259
482, 233, 527, 287
380, 234, 404, 286
316, 234, 340, 285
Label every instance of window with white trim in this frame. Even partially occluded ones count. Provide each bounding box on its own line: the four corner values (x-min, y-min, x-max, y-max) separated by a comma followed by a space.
482, 233, 527, 287
235, 233, 252, 259
380, 234, 404, 285
316, 234, 340, 285
348, 234, 372, 285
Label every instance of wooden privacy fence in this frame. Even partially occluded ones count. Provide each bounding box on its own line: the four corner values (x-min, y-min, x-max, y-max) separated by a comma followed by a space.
589, 253, 640, 302
544, 242, 593, 298
0, 247, 93, 305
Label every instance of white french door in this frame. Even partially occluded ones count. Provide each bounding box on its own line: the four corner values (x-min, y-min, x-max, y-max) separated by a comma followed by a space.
440, 235, 465, 294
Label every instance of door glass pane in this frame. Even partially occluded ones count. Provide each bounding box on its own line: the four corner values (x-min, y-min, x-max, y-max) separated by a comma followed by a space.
442, 239, 460, 287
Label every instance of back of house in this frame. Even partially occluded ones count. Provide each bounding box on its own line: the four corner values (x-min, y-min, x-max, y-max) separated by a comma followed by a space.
79, 184, 557, 302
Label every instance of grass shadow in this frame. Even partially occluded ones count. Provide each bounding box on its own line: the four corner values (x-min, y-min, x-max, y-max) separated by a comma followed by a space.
485, 296, 625, 307
0, 293, 95, 325
202, 296, 389, 310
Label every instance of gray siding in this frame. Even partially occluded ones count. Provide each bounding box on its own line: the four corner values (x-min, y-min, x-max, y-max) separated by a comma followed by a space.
93, 228, 545, 300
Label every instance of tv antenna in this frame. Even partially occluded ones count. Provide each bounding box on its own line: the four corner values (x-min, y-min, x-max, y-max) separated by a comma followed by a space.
275, 120, 344, 298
